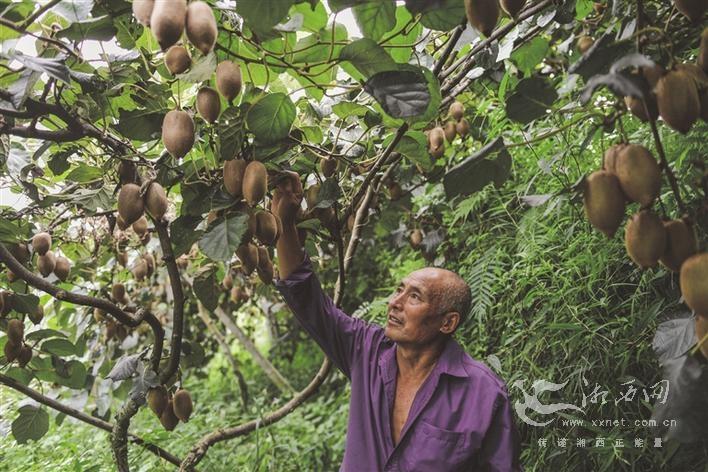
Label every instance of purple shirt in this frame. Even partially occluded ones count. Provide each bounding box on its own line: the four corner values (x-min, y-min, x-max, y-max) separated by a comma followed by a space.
275, 252, 522, 472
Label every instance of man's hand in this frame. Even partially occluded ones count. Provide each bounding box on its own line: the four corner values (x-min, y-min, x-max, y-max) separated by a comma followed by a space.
271, 171, 303, 226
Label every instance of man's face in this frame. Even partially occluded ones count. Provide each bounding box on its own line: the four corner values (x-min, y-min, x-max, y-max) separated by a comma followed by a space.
385, 268, 457, 345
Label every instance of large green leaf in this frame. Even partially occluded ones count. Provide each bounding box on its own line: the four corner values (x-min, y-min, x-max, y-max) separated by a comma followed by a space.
237, 0, 294, 34
391, 131, 432, 170
511, 37, 550, 75
170, 216, 203, 257
41, 338, 76, 357
443, 137, 511, 199
246, 93, 296, 143
218, 107, 245, 161
66, 164, 103, 183
193, 265, 220, 311
12, 405, 49, 444
364, 66, 432, 119
504, 77, 558, 124
405, 0, 466, 31
339, 39, 398, 78
353, 1, 396, 41
10, 293, 39, 315
114, 109, 164, 141
57, 15, 116, 41
198, 214, 249, 262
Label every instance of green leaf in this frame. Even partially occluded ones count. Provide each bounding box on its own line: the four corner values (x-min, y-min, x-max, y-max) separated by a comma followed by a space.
11, 293, 39, 315
56, 15, 117, 41
65, 164, 103, 183
504, 77, 557, 124
114, 109, 164, 141
176, 52, 217, 83
443, 137, 511, 199
9, 52, 70, 84
405, 0, 466, 31
52, 0, 93, 23
41, 338, 76, 357
392, 131, 433, 170
385, 6, 423, 63
339, 38, 397, 78
170, 215, 204, 257
218, 107, 245, 161
353, 1, 396, 41
511, 37, 549, 75
12, 405, 49, 444
198, 214, 249, 262
246, 93, 296, 143
332, 101, 370, 118
0, 218, 30, 244
25, 329, 68, 342
54, 359, 86, 389
237, 0, 294, 34
193, 266, 220, 311
364, 66, 431, 119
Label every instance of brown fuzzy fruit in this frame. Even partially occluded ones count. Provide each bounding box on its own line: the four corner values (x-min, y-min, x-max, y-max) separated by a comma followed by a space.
700, 28, 708, 74
94, 307, 106, 323
216, 61, 242, 102
111, 283, 127, 304
54, 257, 71, 282
256, 247, 274, 284
28, 305, 43, 325
603, 143, 626, 173
624, 95, 658, 122
449, 101, 464, 121
37, 251, 56, 277
320, 157, 337, 178
10, 243, 30, 264
624, 210, 667, 268
116, 214, 129, 231
443, 121, 457, 142
389, 182, 403, 200
230, 286, 248, 304
223, 159, 248, 197
428, 127, 445, 159
0, 291, 13, 316
196, 87, 221, 124
672, 0, 706, 22
145, 182, 168, 221
32, 232, 51, 255
7, 319, 24, 344
696, 316, 708, 359
4, 340, 21, 362
160, 399, 180, 430
118, 184, 145, 226
105, 320, 117, 340
410, 229, 423, 249
222, 271, 233, 290
162, 110, 195, 158
680, 253, 708, 316
500, 0, 525, 17
614, 144, 661, 207
173, 389, 193, 422
655, 69, 700, 134
132, 0, 154, 26
132, 215, 149, 236
147, 386, 168, 417
164, 46, 191, 75
583, 171, 626, 238
118, 160, 139, 185
242, 161, 268, 206
465, 0, 499, 37
660, 220, 697, 272
17, 344, 32, 368
117, 251, 128, 267
186, 1, 217, 55
132, 258, 149, 281
455, 118, 470, 137
576, 36, 594, 54
255, 211, 279, 246
150, 0, 186, 50
143, 253, 155, 277
236, 243, 259, 275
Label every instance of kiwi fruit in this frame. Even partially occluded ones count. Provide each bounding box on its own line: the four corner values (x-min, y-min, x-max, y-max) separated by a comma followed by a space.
132, 215, 149, 236
410, 229, 423, 249
449, 101, 464, 121
116, 214, 129, 231
162, 110, 195, 158
696, 316, 708, 359
37, 251, 56, 277
500, 0, 525, 18
117, 251, 128, 267
28, 304, 43, 324
320, 157, 337, 178
105, 320, 117, 340
4, 340, 21, 363
196, 87, 221, 124
160, 399, 180, 430
145, 182, 169, 221
389, 182, 403, 200
7, 318, 24, 344
118, 184, 145, 226
32, 232, 51, 256
10, 243, 30, 264
54, 257, 71, 282
700, 28, 708, 74
147, 386, 168, 417
0, 291, 13, 316
118, 160, 139, 185
173, 389, 193, 422
246, 211, 257, 243
443, 121, 457, 142
456, 118, 470, 138
222, 271, 234, 290
132, 258, 148, 281
230, 286, 248, 304
655, 69, 700, 134
185, 1, 217, 55
642, 64, 665, 90
464, 0, 499, 37
576, 35, 594, 54
614, 144, 661, 207
132, 0, 154, 26
602, 143, 626, 173
624, 210, 667, 268
111, 283, 127, 304
17, 344, 32, 368
428, 127, 445, 159
94, 307, 106, 323
305, 184, 320, 209
255, 211, 279, 246
223, 159, 247, 197
624, 95, 658, 122
659, 219, 697, 272
116, 324, 128, 341
165, 46, 191, 75
216, 61, 242, 102
143, 253, 155, 277
583, 171, 626, 237
672, 0, 706, 22
257, 247, 274, 285
236, 243, 259, 275
680, 252, 708, 316
242, 161, 268, 206
150, 0, 186, 50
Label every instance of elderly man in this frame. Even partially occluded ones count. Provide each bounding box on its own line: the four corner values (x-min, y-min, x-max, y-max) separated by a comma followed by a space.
272, 172, 522, 472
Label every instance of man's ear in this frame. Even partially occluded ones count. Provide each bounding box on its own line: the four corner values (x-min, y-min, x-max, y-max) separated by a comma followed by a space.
440, 312, 460, 335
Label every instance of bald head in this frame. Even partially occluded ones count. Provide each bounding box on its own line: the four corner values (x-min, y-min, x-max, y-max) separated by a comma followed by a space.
409, 267, 471, 332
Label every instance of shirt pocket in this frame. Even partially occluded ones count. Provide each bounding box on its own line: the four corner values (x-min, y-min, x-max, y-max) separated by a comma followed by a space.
400, 420, 470, 472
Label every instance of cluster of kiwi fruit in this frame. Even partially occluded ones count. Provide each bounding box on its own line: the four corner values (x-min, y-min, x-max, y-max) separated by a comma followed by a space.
426, 101, 472, 160
147, 386, 193, 431
624, 33, 708, 134
3, 318, 32, 368
117, 180, 169, 230
464, 0, 526, 37
28, 232, 72, 282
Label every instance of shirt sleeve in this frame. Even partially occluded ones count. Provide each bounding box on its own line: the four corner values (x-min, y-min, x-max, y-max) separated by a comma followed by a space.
478, 388, 524, 472
274, 251, 374, 379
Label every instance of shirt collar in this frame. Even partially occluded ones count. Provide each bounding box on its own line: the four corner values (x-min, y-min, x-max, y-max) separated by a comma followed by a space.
379, 337, 469, 381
